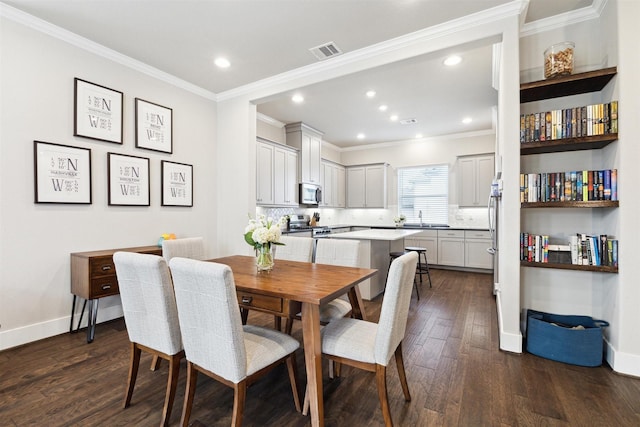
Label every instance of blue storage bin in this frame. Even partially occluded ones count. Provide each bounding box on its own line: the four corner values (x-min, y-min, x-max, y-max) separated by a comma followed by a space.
525, 309, 609, 367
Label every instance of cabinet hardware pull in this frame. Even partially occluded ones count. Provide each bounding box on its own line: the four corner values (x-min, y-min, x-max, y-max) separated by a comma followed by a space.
241, 296, 253, 304
101, 284, 111, 290
102, 265, 111, 271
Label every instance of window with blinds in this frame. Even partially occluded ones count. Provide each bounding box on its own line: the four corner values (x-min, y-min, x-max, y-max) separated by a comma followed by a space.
397, 164, 449, 225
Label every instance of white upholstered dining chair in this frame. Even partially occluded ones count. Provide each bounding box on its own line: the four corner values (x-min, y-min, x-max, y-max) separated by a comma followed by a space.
274, 235, 315, 262
169, 257, 302, 426
161, 237, 205, 262
283, 238, 362, 335
319, 251, 418, 426
113, 251, 184, 427
271, 235, 315, 330
151, 236, 204, 371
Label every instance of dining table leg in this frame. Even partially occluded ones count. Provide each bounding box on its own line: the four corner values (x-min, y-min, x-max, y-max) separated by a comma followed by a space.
301, 302, 323, 427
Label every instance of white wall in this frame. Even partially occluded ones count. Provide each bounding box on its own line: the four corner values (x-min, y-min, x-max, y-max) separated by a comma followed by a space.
0, 17, 217, 349
612, 0, 640, 376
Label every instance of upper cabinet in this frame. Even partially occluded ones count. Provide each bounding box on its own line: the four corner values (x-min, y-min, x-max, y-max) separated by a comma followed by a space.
256, 140, 274, 205
458, 154, 494, 207
321, 160, 346, 208
256, 138, 298, 207
346, 163, 389, 208
285, 122, 322, 184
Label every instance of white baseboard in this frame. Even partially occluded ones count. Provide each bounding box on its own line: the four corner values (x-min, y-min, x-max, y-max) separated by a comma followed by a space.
0, 304, 124, 351
496, 291, 523, 353
605, 339, 640, 378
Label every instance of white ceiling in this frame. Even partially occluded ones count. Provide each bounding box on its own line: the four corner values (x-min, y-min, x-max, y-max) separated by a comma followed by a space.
3, 0, 594, 147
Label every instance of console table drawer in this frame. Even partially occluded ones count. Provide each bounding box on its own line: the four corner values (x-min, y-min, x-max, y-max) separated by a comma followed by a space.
90, 276, 119, 298
89, 257, 116, 277
237, 291, 283, 314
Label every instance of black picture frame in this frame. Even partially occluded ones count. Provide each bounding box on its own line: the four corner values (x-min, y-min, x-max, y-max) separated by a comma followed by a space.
161, 160, 193, 207
34, 141, 92, 204
74, 78, 123, 144
107, 153, 150, 206
135, 98, 173, 153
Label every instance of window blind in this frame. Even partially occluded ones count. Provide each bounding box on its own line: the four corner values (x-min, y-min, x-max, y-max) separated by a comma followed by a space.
397, 164, 449, 224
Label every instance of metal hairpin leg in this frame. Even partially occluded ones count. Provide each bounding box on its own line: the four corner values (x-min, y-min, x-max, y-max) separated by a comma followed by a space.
69, 295, 97, 343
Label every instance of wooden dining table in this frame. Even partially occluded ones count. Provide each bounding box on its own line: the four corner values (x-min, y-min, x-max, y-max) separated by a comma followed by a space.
209, 255, 377, 427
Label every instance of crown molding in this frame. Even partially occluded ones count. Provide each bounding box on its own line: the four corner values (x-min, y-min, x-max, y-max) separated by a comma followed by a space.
216, 1, 523, 102
520, 0, 604, 37
0, 2, 217, 101
256, 113, 285, 128
339, 129, 495, 153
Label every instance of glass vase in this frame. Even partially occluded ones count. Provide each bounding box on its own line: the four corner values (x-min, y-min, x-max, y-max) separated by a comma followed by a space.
256, 244, 274, 272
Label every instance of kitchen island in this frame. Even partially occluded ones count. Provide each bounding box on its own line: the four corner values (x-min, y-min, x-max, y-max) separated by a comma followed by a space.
329, 229, 421, 299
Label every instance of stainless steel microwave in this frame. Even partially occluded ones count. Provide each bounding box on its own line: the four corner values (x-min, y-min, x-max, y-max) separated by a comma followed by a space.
299, 183, 322, 205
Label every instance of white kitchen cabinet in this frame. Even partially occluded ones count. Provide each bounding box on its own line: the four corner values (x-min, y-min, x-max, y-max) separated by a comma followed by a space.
437, 229, 465, 266
321, 160, 346, 208
257, 139, 298, 206
346, 163, 388, 208
464, 230, 493, 269
285, 122, 322, 185
404, 230, 437, 265
274, 145, 298, 206
256, 140, 274, 205
458, 154, 494, 207
336, 166, 346, 207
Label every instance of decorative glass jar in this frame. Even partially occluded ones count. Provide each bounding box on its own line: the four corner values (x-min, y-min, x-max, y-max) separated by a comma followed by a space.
544, 42, 575, 79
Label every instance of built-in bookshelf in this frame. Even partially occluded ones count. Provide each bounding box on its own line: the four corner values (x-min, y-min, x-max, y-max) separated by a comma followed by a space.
520, 232, 618, 273
520, 67, 618, 273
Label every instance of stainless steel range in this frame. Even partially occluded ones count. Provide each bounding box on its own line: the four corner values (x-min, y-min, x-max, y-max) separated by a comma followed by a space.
288, 214, 331, 237
288, 214, 312, 230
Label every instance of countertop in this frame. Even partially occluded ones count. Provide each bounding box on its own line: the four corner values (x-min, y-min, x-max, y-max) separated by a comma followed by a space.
282, 224, 489, 234
328, 229, 422, 241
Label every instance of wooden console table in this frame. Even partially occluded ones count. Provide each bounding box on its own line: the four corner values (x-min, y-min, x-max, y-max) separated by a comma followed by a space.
70, 245, 162, 343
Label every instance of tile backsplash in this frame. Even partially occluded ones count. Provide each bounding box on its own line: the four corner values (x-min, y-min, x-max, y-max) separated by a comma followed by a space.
257, 205, 489, 228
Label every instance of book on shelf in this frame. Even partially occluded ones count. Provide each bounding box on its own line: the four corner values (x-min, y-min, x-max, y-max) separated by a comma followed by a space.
520, 232, 618, 268
520, 100, 618, 144
520, 169, 617, 203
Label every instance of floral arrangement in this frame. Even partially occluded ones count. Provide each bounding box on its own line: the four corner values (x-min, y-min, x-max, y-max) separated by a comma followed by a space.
244, 214, 286, 271
244, 214, 285, 249
393, 215, 406, 225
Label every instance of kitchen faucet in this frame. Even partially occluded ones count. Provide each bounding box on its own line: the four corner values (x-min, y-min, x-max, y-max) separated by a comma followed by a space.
419, 210, 423, 227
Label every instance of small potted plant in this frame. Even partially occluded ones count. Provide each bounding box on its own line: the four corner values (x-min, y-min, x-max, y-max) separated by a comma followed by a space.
393, 215, 406, 227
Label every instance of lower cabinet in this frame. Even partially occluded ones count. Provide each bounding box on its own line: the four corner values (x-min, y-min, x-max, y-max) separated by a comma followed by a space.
437, 229, 465, 266
404, 230, 437, 265
464, 230, 493, 269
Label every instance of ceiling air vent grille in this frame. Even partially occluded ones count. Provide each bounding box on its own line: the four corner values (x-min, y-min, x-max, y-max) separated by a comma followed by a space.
399, 118, 418, 125
309, 42, 343, 60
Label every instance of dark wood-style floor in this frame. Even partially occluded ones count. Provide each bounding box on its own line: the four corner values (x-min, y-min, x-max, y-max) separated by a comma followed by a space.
2, 269, 640, 426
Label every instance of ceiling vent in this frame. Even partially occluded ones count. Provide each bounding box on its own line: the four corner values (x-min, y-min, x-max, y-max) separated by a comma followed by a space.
399, 118, 418, 125
309, 42, 343, 61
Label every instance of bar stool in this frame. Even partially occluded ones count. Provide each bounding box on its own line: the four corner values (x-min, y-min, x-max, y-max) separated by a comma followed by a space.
388, 251, 420, 300
404, 246, 432, 288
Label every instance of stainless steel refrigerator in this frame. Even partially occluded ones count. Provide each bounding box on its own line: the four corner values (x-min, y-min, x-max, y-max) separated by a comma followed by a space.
487, 172, 502, 295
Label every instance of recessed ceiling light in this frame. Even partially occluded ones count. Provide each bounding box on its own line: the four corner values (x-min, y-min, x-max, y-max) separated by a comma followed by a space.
291, 94, 304, 103
357, 133, 365, 139
390, 115, 398, 122
366, 90, 376, 98
378, 104, 388, 112
444, 55, 462, 66
214, 57, 231, 68
462, 117, 472, 124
